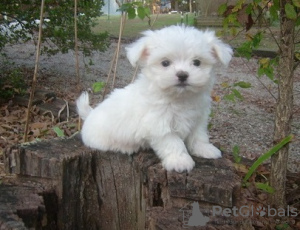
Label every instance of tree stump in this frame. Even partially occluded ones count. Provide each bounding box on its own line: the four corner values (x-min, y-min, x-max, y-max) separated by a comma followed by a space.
3, 135, 242, 229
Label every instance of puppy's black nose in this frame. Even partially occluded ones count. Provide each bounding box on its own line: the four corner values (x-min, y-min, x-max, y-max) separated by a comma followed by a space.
176, 71, 189, 82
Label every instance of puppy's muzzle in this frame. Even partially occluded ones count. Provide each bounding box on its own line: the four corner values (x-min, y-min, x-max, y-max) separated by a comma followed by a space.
176, 71, 189, 83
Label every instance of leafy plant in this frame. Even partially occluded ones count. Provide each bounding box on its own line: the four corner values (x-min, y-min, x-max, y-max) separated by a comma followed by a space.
222, 81, 252, 102
0, 69, 27, 99
232, 145, 242, 164
92, 82, 105, 93
0, 0, 109, 56
53, 126, 65, 137
258, 57, 278, 84
118, 2, 151, 21
242, 135, 293, 192
219, 0, 299, 207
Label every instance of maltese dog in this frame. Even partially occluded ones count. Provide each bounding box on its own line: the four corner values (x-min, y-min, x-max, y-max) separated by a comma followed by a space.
76, 25, 232, 172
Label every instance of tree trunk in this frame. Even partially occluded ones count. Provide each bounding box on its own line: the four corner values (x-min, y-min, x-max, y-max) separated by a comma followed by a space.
3, 135, 242, 229
269, 0, 295, 208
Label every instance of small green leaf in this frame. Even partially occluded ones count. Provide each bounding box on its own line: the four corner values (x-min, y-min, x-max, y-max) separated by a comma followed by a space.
53, 126, 65, 137
273, 0, 280, 8
292, 0, 300, 8
144, 7, 151, 16
252, 32, 262, 48
233, 145, 242, 163
222, 17, 229, 29
245, 4, 253, 14
285, 3, 297, 20
232, 89, 243, 100
117, 3, 131, 12
223, 93, 236, 102
269, 5, 279, 21
264, 66, 274, 79
258, 66, 265, 77
92, 82, 105, 93
127, 7, 136, 19
255, 183, 275, 193
275, 223, 291, 230
218, 3, 228, 16
137, 6, 146, 20
236, 42, 252, 59
227, 13, 238, 24
234, 81, 252, 88
230, 27, 238, 36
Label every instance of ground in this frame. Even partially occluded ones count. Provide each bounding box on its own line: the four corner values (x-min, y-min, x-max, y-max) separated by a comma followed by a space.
0, 39, 300, 228
1, 39, 299, 171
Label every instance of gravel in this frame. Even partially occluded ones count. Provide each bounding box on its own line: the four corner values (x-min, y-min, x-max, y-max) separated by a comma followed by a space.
1, 40, 299, 172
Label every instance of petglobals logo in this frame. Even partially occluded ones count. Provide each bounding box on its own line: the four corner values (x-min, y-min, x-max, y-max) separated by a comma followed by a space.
212, 205, 298, 218
180, 202, 298, 228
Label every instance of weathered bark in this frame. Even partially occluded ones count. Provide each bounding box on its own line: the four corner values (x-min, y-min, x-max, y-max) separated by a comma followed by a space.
269, 0, 295, 208
0, 180, 48, 230
3, 135, 241, 229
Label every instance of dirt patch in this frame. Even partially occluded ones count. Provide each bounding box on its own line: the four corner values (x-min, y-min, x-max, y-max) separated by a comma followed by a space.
0, 39, 300, 173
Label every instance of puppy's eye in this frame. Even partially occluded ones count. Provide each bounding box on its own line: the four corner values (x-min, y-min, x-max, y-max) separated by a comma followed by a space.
161, 60, 171, 67
193, 59, 201, 67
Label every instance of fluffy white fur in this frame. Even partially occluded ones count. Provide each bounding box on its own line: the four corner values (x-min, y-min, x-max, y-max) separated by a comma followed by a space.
77, 25, 233, 172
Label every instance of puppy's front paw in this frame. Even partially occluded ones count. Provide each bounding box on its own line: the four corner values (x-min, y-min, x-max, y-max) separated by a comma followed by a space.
191, 143, 222, 159
162, 154, 195, 172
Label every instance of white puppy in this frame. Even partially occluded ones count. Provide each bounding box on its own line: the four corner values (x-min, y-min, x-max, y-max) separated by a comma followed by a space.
76, 25, 232, 172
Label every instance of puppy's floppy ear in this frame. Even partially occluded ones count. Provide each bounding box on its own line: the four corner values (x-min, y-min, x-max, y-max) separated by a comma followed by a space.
126, 36, 149, 67
211, 39, 233, 67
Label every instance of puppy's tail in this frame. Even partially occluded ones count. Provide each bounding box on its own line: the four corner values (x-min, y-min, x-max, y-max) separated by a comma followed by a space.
76, 92, 92, 120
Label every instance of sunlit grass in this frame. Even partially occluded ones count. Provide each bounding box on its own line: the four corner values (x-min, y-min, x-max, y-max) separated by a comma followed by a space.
92, 13, 287, 51
92, 14, 195, 38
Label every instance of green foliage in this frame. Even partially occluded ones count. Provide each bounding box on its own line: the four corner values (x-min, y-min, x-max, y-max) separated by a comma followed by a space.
292, 0, 300, 7
239, 135, 293, 193
258, 57, 278, 83
236, 32, 262, 60
92, 81, 105, 93
285, 3, 297, 20
0, 0, 109, 56
222, 81, 252, 102
243, 135, 293, 184
232, 145, 242, 163
255, 182, 275, 193
0, 69, 27, 99
275, 223, 291, 230
233, 81, 252, 88
218, 3, 228, 16
53, 126, 65, 137
118, 2, 151, 21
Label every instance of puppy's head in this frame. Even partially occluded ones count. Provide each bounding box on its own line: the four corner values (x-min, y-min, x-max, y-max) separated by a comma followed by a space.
126, 25, 232, 93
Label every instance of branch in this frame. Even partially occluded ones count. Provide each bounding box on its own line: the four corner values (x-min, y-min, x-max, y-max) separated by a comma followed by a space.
115, 0, 122, 7
239, 57, 277, 101
23, 0, 45, 142
251, 0, 281, 51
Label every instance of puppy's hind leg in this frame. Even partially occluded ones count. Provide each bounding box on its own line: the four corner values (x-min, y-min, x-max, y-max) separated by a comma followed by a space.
150, 134, 195, 172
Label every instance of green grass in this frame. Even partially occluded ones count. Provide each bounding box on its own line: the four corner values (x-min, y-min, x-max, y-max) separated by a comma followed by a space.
92, 13, 291, 52
93, 14, 195, 38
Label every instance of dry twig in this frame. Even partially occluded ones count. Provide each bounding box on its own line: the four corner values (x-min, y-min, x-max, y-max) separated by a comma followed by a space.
23, 0, 45, 142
